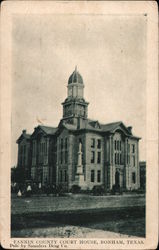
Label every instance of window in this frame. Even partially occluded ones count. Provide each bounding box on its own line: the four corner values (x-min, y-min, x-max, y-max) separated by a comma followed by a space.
120, 141, 121, 150
97, 170, 101, 182
114, 140, 117, 150
61, 138, 63, 150
42, 143, 44, 153
132, 144, 135, 153
65, 138, 68, 150
132, 172, 136, 183
97, 139, 101, 149
61, 151, 63, 164
60, 170, 62, 182
91, 138, 95, 148
117, 153, 119, 164
133, 155, 135, 166
97, 151, 101, 164
117, 141, 119, 150
64, 170, 67, 182
65, 151, 68, 164
44, 142, 47, 154
91, 170, 95, 182
120, 153, 122, 165
115, 153, 117, 164
91, 151, 95, 163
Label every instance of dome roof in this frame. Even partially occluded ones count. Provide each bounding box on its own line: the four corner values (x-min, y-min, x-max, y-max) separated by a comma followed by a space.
68, 67, 83, 85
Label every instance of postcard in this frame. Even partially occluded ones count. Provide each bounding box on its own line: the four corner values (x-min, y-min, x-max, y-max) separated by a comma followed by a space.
0, 1, 158, 249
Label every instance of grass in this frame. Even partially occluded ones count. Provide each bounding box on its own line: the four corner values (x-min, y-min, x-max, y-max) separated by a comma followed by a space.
11, 194, 145, 238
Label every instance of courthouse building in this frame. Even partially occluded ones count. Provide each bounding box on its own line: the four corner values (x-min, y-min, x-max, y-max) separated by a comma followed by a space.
16, 67, 141, 191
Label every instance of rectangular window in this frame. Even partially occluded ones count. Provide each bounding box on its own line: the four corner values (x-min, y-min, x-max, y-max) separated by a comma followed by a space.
97, 139, 101, 149
65, 151, 68, 164
91, 151, 95, 163
114, 140, 117, 150
61, 151, 63, 164
117, 141, 119, 150
64, 170, 67, 182
120, 153, 122, 165
133, 155, 135, 166
117, 153, 119, 164
132, 144, 135, 153
91, 138, 95, 148
97, 151, 101, 164
61, 138, 63, 150
91, 170, 95, 182
45, 142, 47, 155
60, 170, 62, 182
43, 142, 45, 154
132, 172, 136, 183
97, 170, 101, 182
65, 138, 67, 150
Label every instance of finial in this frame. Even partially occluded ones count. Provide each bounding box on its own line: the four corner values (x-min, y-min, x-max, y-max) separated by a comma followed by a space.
75, 65, 77, 72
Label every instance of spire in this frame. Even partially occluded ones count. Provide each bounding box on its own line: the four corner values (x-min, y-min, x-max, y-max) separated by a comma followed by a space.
75, 65, 77, 73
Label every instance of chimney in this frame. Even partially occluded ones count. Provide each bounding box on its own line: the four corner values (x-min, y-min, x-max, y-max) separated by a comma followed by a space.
127, 126, 132, 134
22, 129, 26, 134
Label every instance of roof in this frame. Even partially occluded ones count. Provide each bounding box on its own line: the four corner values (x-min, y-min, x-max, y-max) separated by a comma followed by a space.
24, 134, 31, 139
100, 121, 123, 132
38, 125, 57, 135
59, 119, 140, 139
68, 67, 83, 85
16, 133, 31, 143
18, 120, 140, 142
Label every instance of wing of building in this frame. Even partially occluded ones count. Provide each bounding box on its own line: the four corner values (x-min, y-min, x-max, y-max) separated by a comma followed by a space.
16, 67, 141, 191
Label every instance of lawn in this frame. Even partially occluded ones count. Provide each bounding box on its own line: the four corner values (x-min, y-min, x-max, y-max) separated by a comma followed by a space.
11, 193, 145, 215
11, 194, 145, 238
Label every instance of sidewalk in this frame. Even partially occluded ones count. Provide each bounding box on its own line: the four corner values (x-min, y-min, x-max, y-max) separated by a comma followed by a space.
11, 224, 135, 238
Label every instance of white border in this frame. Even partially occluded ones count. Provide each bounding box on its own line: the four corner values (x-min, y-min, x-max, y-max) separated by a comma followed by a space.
0, 1, 158, 249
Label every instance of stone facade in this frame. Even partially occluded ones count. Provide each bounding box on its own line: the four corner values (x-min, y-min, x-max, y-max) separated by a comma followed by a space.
16, 68, 141, 191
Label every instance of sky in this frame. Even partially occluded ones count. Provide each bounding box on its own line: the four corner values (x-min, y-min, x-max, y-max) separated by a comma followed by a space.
12, 14, 147, 166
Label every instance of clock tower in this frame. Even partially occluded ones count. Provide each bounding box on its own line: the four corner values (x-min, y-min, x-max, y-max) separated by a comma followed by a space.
61, 67, 89, 125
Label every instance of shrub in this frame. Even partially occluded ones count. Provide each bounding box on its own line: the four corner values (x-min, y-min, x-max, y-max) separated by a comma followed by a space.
92, 185, 105, 196
111, 184, 123, 195
71, 185, 81, 193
